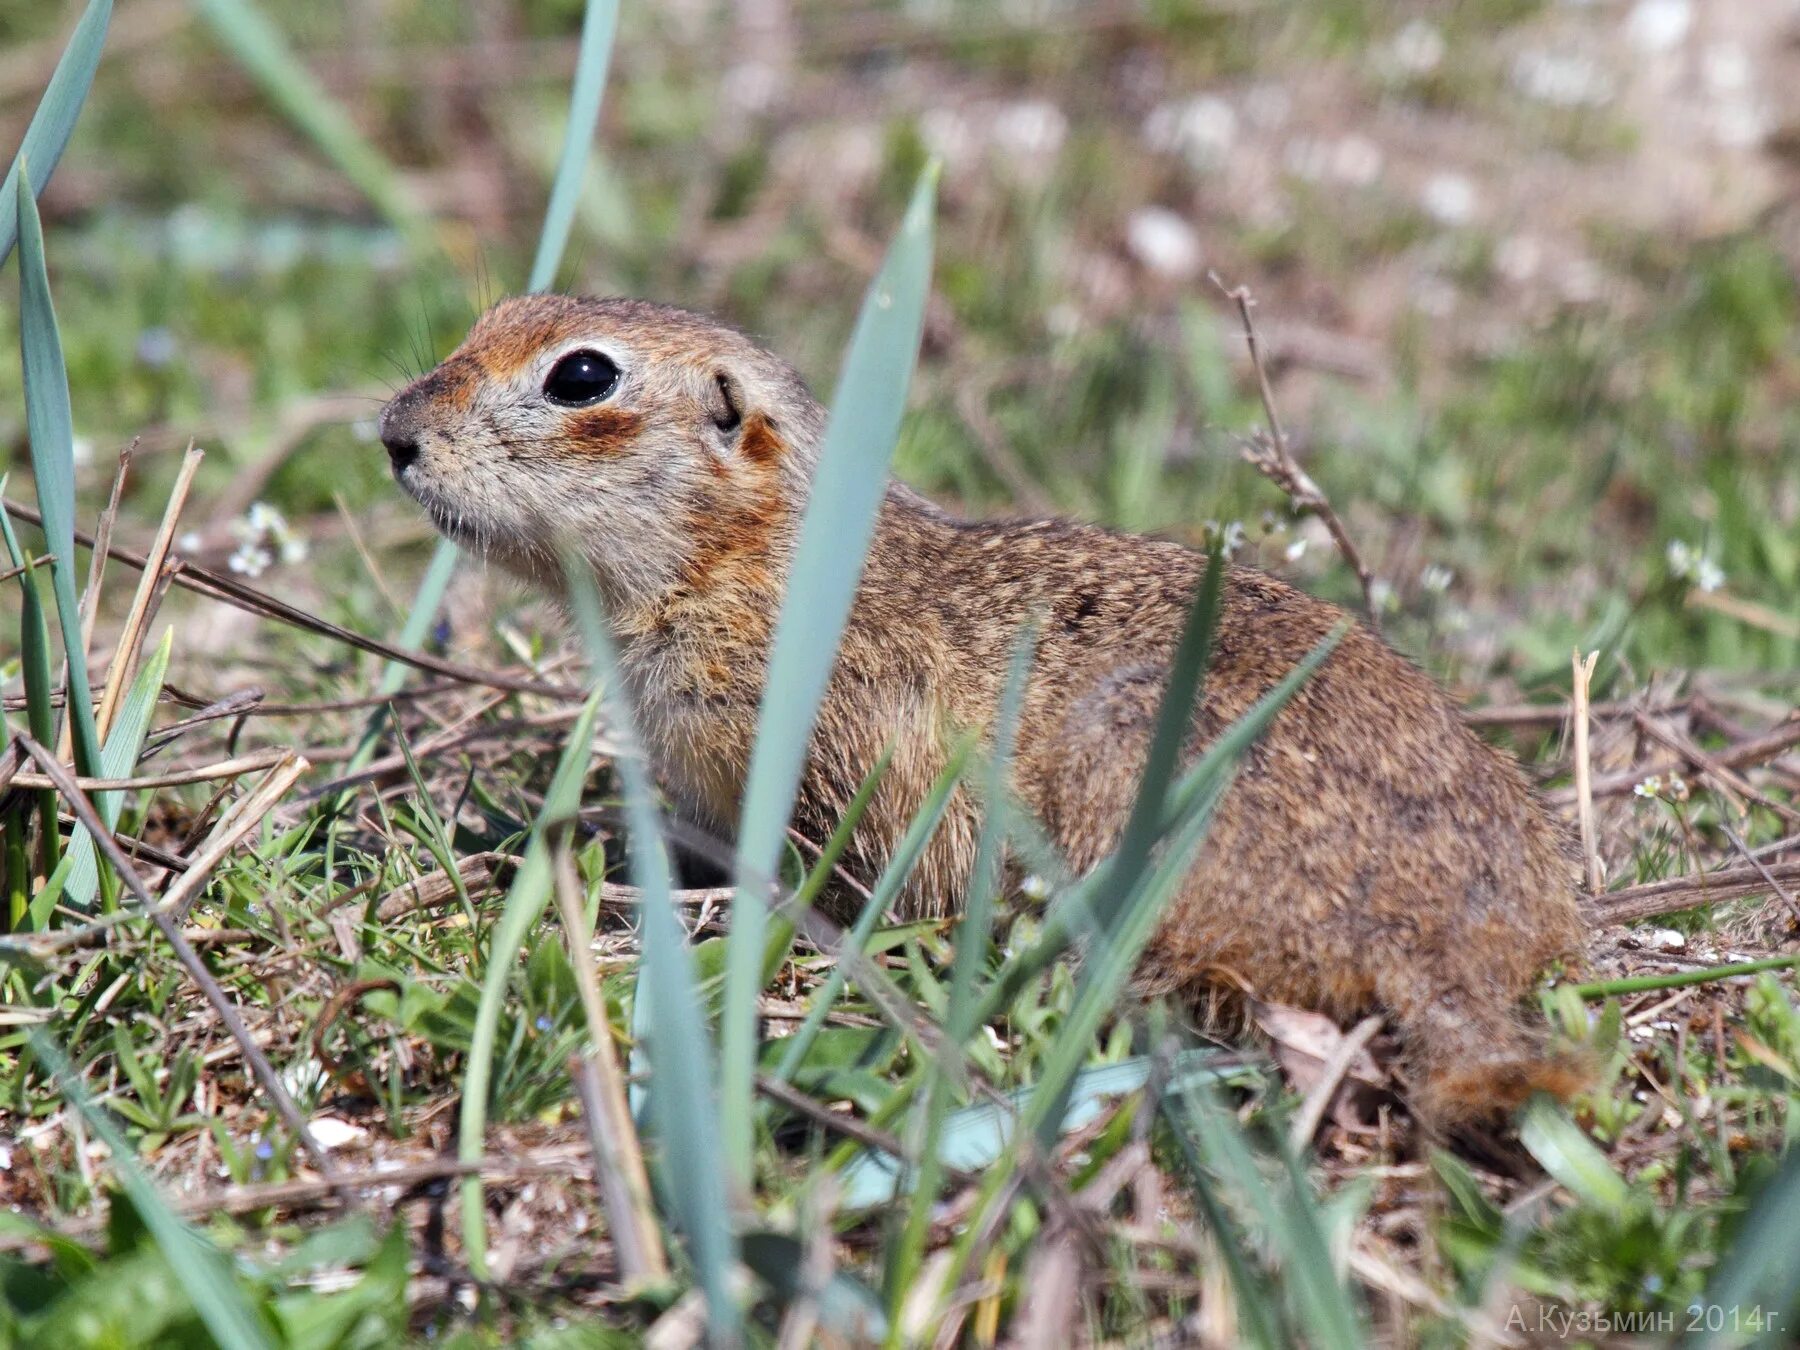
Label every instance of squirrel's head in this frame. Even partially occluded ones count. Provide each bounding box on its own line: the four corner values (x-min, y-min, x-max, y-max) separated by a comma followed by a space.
380, 295, 825, 615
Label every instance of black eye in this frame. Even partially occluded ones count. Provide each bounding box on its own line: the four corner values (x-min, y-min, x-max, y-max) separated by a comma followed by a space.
543, 349, 620, 406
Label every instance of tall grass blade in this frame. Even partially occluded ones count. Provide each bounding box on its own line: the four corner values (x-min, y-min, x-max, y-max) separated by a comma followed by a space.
378, 0, 621, 737
62, 629, 174, 908
721, 162, 939, 1181
0, 0, 111, 268
191, 0, 430, 250
457, 689, 606, 1277
1518, 1096, 1628, 1213
1169, 1076, 1365, 1349
1694, 1148, 1800, 1348
1089, 547, 1224, 935
886, 624, 1032, 1308
16, 170, 101, 780
528, 0, 621, 293
564, 551, 742, 1343
0, 498, 60, 880
28, 1029, 276, 1350
769, 742, 971, 1085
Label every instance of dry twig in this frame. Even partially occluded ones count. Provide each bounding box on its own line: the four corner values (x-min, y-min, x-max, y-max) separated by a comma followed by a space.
553, 838, 669, 1285
1571, 650, 1603, 893
1215, 276, 1382, 631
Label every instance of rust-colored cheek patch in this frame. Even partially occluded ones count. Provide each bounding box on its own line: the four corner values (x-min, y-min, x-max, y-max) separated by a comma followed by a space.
566, 405, 645, 454
680, 480, 784, 594
738, 413, 786, 465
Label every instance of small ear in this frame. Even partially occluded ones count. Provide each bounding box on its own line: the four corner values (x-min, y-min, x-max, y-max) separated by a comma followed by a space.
708, 370, 744, 437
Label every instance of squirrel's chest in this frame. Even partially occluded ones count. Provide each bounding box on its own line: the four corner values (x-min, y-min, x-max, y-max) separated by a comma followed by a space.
618, 631, 761, 829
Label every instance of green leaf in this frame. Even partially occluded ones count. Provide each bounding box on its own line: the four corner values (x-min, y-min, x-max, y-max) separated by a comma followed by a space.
0, 0, 112, 268
373, 0, 621, 743
17, 165, 101, 781
1695, 1148, 1800, 1349
528, 0, 621, 293
838, 1048, 1252, 1210
192, 0, 429, 249
1518, 1096, 1629, 1213
1168, 1076, 1365, 1350
28, 1029, 276, 1350
768, 742, 970, 1086
0, 494, 60, 880
64, 629, 174, 908
457, 688, 605, 1276
721, 161, 940, 1182
564, 552, 742, 1343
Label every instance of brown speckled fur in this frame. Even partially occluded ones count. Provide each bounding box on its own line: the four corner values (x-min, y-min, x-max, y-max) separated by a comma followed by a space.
381, 295, 1587, 1123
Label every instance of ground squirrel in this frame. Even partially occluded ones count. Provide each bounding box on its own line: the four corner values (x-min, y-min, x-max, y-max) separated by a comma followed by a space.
379, 294, 1586, 1122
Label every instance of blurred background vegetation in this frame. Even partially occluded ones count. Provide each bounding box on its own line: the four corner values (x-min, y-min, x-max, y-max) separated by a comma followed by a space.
3, 0, 1794, 697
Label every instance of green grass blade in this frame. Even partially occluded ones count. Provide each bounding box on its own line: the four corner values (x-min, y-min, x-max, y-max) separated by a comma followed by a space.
1518, 1096, 1629, 1213
721, 161, 939, 1182
1694, 1148, 1800, 1349
191, 0, 430, 250
376, 0, 620, 742
886, 624, 1032, 1311
28, 1028, 276, 1350
16, 169, 100, 781
769, 742, 971, 1085
0, 0, 111, 268
838, 1049, 1252, 1209
1027, 626, 1342, 1154
63, 629, 174, 908
0, 499, 60, 881
946, 626, 1035, 1043
1171, 1076, 1365, 1349
528, 0, 621, 293
564, 552, 742, 1342
1089, 547, 1224, 934
457, 688, 606, 1277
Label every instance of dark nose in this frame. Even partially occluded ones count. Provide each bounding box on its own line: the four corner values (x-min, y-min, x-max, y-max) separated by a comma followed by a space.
379, 401, 420, 474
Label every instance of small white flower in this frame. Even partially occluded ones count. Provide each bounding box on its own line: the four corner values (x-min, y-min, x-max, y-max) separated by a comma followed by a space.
176, 531, 203, 554
228, 544, 272, 577
1204, 519, 1245, 558
1495, 235, 1543, 283
1020, 874, 1050, 901
70, 436, 94, 468
1385, 20, 1446, 77
1126, 207, 1203, 278
1511, 50, 1614, 108
1666, 539, 1724, 591
1421, 173, 1478, 227
1143, 96, 1238, 172
1702, 43, 1751, 95
1626, 0, 1692, 54
1331, 135, 1384, 188
1420, 563, 1454, 594
1284, 536, 1309, 562
919, 108, 975, 165
991, 100, 1068, 161
1369, 578, 1396, 612
1634, 775, 1663, 799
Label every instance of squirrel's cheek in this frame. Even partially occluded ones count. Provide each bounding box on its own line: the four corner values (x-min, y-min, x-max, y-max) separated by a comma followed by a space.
564, 405, 645, 455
